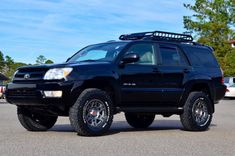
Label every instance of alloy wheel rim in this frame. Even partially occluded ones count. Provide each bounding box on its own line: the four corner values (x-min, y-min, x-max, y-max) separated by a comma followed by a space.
83, 99, 108, 130
192, 97, 210, 127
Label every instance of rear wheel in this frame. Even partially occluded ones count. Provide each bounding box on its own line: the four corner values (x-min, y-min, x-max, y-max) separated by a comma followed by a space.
17, 107, 58, 131
180, 91, 213, 131
125, 113, 155, 128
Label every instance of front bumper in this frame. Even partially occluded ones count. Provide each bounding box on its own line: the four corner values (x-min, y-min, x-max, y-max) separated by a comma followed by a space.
5, 81, 76, 106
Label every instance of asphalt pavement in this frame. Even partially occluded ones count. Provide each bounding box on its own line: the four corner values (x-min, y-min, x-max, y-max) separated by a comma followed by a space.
0, 99, 235, 156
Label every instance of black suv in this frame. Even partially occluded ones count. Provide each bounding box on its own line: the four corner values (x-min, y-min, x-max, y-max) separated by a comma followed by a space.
6, 31, 226, 136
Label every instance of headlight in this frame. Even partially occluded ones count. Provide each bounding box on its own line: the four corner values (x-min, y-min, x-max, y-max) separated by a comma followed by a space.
43, 68, 73, 80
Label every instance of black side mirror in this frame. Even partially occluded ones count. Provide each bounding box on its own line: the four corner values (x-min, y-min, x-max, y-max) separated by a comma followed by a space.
121, 53, 139, 65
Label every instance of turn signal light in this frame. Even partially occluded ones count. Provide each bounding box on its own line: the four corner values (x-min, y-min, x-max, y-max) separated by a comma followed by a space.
44, 91, 62, 98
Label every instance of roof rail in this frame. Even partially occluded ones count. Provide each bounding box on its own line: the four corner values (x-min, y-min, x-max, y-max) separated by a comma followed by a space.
119, 31, 193, 43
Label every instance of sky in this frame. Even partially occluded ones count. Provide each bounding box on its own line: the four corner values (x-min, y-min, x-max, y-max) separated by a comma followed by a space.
0, 0, 193, 64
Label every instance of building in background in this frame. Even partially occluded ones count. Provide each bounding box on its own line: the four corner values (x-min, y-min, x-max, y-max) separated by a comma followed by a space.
229, 40, 235, 48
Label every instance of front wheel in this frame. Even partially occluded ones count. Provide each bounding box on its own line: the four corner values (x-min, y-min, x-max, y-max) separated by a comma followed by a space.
17, 107, 58, 131
69, 88, 113, 136
125, 113, 155, 128
180, 91, 213, 131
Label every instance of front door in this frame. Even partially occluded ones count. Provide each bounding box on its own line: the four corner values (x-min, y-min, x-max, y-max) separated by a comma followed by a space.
118, 42, 163, 107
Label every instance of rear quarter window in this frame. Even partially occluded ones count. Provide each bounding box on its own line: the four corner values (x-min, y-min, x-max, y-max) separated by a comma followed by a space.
183, 46, 219, 68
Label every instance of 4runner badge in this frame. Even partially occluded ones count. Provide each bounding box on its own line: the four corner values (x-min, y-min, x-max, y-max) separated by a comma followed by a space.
123, 83, 136, 86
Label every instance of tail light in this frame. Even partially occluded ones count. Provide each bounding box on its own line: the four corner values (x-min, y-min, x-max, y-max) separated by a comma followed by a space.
0, 87, 2, 93
221, 77, 224, 84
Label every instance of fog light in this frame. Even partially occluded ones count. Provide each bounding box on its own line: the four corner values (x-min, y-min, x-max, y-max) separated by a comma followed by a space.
44, 91, 62, 98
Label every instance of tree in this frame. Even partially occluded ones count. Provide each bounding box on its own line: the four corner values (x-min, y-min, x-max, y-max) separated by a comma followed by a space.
3, 60, 28, 82
0, 51, 5, 72
183, 0, 235, 76
5, 56, 14, 68
223, 51, 235, 76
36, 55, 47, 65
0, 51, 28, 82
45, 59, 54, 64
4, 56, 15, 78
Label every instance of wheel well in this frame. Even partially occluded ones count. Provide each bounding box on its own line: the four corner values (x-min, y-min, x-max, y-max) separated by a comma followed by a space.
67, 80, 117, 115
190, 83, 210, 95
80, 81, 116, 105
189, 83, 214, 113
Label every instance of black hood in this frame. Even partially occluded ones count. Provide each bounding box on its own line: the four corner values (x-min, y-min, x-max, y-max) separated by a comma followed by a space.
18, 61, 112, 70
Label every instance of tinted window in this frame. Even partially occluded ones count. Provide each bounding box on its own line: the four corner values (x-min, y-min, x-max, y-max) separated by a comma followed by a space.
159, 45, 188, 66
184, 47, 219, 67
126, 43, 156, 65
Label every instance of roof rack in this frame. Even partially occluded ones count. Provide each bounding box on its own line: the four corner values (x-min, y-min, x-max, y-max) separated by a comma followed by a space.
119, 31, 193, 43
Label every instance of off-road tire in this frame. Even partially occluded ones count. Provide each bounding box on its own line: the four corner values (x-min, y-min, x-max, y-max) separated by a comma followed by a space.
180, 91, 213, 131
69, 88, 113, 136
17, 107, 58, 131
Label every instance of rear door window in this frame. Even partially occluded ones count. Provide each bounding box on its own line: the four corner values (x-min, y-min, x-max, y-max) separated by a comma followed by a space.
159, 45, 188, 66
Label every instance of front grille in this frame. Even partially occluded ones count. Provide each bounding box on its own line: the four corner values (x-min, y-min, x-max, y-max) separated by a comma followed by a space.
13, 68, 48, 83
7, 89, 37, 97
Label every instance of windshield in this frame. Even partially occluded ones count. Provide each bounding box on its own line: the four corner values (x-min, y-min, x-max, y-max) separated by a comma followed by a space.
68, 42, 127, 63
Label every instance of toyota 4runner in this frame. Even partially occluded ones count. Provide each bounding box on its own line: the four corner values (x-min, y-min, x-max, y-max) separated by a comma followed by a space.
6, 31, 226, 136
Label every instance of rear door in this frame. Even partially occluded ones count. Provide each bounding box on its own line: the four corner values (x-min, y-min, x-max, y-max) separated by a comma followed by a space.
157, 44, 191, 105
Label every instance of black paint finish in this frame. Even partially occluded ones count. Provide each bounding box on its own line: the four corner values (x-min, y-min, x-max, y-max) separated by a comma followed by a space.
5, 40, 226, 116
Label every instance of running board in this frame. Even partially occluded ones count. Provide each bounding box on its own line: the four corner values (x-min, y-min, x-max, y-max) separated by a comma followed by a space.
116, 107, 183, 114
